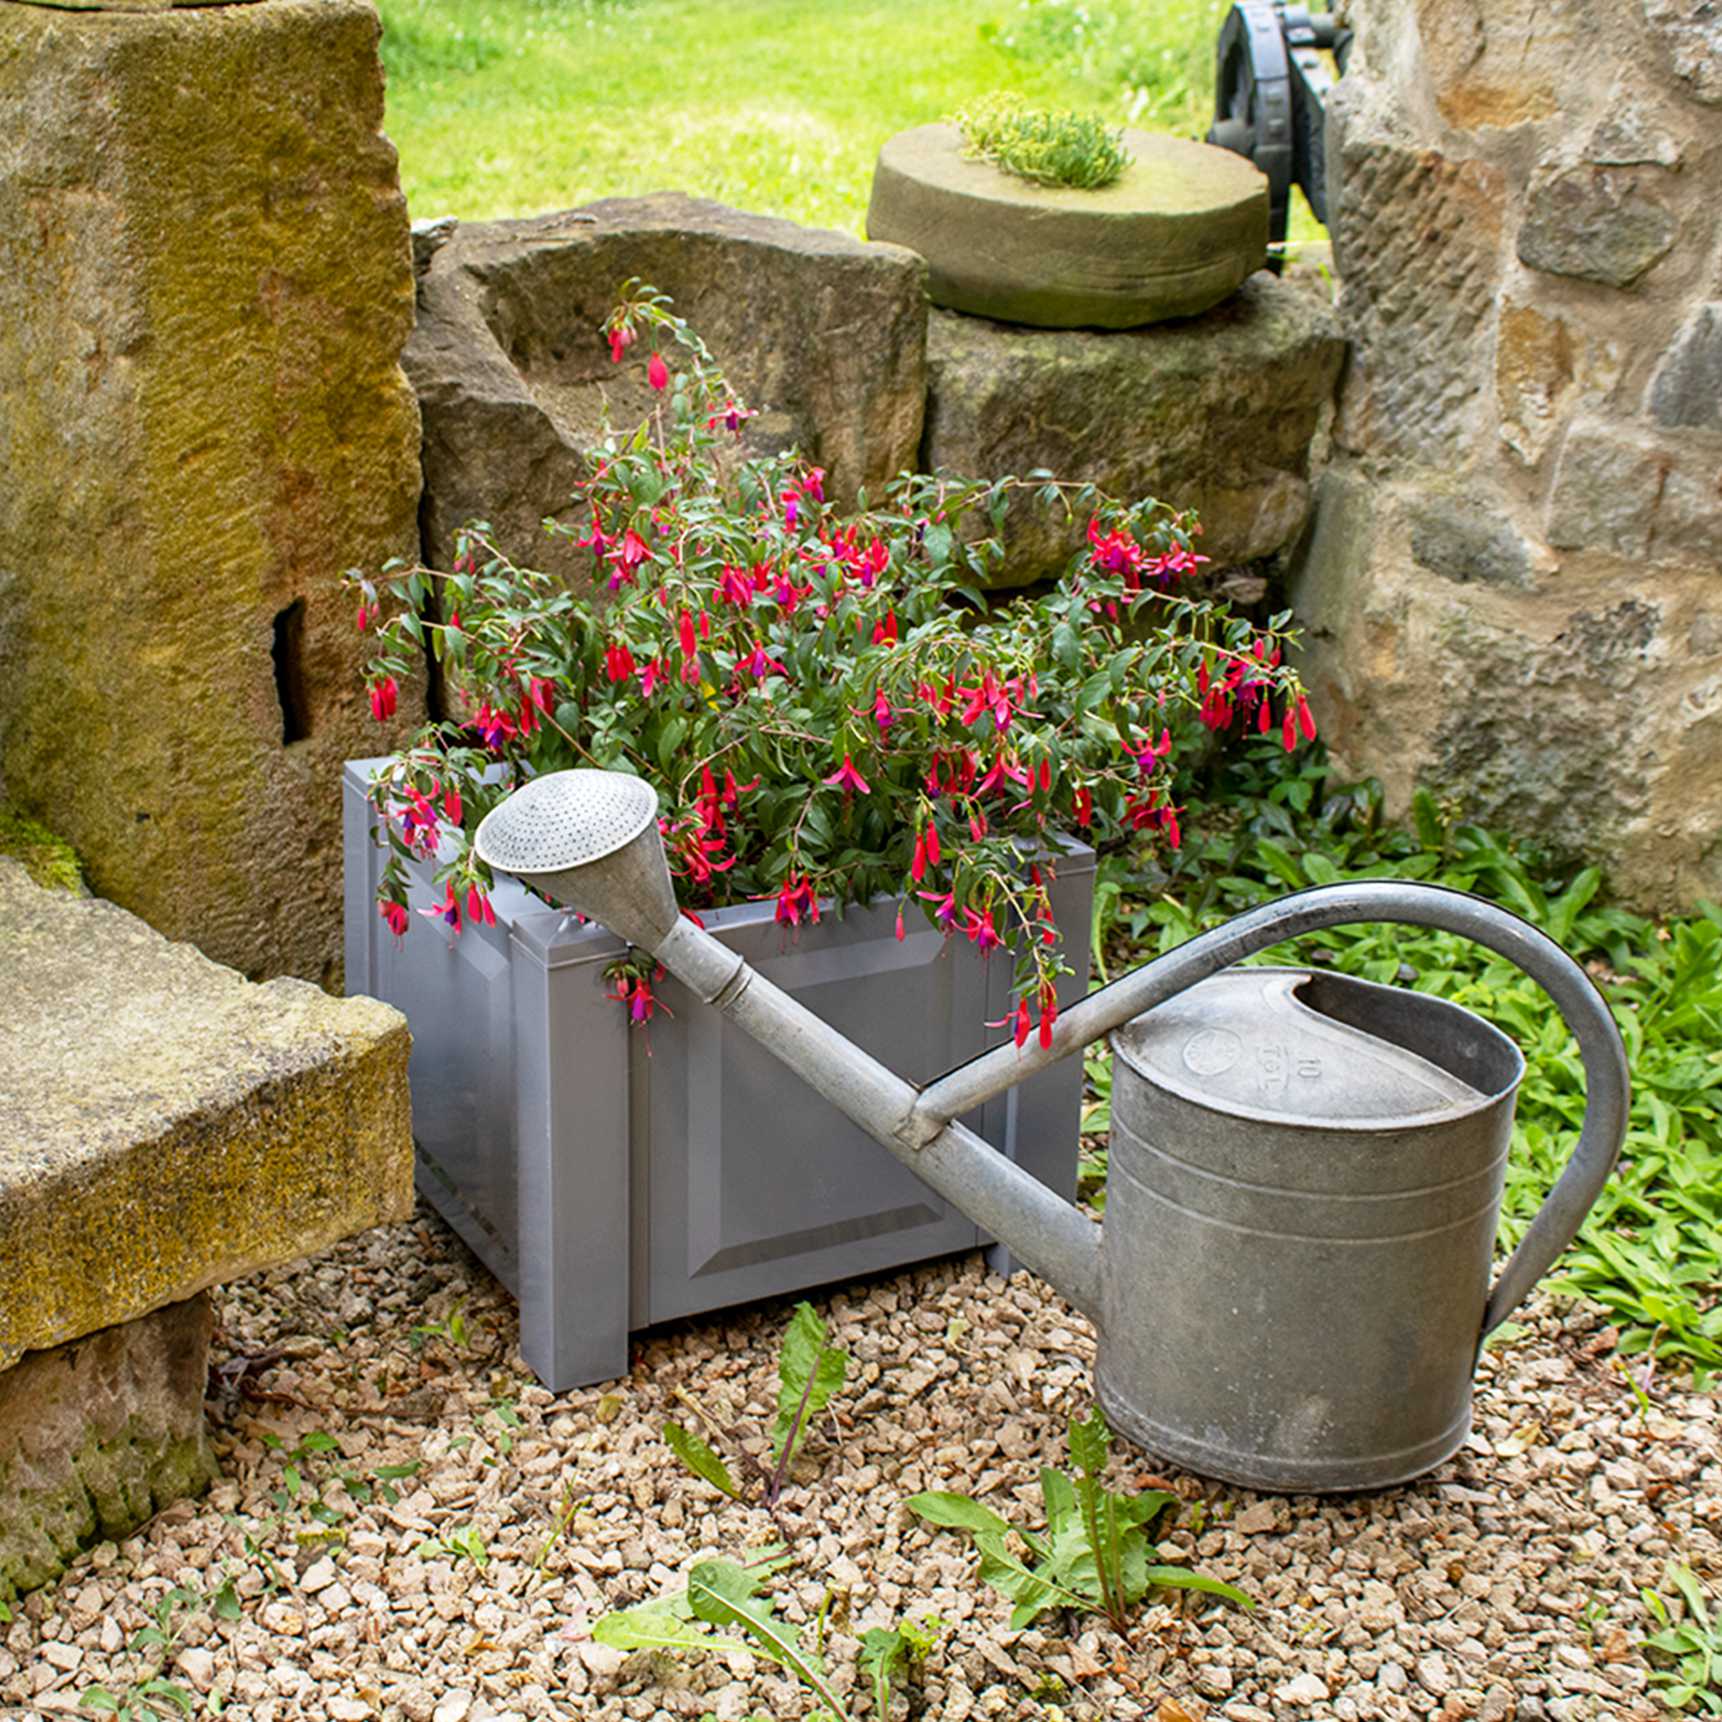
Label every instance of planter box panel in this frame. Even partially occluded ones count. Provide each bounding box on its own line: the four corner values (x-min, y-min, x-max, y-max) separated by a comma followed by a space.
344, 759, 1093, 1391
640, 908, 985, 1325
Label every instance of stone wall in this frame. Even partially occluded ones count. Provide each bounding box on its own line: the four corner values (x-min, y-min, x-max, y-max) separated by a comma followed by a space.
0, 0, 422, 985
409, 193, 1343, 592
1294, 0, 1721, 909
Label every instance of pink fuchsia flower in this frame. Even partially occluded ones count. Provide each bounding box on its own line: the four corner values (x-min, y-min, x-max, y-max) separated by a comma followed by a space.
608, 323, 635, 364
473, 702, 516, 751
1072, 786, 1093, 829
369, 675, 399, 722
1126, 727, 1173, 772
782, 491, 799, 531
1297, 694, 1317, 742
442, 785, 462, 824
1037, 984, 1059, 1050
678, 609, 698, 659
917, 888, 958, 931
911, 831, 928, 883
823, 753, 871, 796
605, 528, 652, 590
356, 600, 372, 632
379, 898, 410, 937
739, 640, 788, 682
861, 689, 892, 733
799, 467, 826, 504
418, 882, 462, 931
604, 642, 635, 683
962, 905, 1005, 954
871, 607, 898, 645
716, 565, 755, 608
607, 971, 666, 1025
465, 884, 497, 928
774, 873, 821, 928
708, 399, 753, 433
639, 658, 668, 698
647, 351, 669, 392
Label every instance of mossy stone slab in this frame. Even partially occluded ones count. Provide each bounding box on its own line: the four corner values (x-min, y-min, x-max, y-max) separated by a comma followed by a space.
0, 1295, 216, 1604
0, 861, 414, 1373
867, 122, 1269, 329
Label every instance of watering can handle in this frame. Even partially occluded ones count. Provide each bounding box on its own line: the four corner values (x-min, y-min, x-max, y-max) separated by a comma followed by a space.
907, 880, 1630, 1339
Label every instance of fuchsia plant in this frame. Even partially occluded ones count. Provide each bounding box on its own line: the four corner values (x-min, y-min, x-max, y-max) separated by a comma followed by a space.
351, 282, 1317, 1037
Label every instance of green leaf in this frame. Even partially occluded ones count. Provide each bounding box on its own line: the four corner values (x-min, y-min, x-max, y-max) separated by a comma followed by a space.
904, 1492, 1015, 1541
687, 1561, 853, 1722
859, 1627, 907, 1718
771, 1302, 848, 1467
591, 1600, 715, 1656
79, 1693, 121, 1715
664, 1422, 742, 1499
137, 1684, 196, 1715
1140, 1565, 1255, 1609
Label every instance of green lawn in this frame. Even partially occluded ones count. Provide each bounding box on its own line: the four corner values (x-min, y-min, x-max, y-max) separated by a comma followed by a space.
377, 0, 1233, 233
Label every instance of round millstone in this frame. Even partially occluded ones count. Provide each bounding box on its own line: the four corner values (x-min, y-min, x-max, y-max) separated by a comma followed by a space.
866, 122, 1269, 329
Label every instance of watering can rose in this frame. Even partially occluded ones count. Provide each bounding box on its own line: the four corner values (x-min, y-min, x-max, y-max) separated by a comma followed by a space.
349, 283, 1317, 1029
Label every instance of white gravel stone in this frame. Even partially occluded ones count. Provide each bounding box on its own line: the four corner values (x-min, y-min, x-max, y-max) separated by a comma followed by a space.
1274, 1672, 1330, 1704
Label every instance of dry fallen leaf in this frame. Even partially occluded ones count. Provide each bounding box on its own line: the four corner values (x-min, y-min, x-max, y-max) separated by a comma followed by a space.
1495, 1422, 1543, 1457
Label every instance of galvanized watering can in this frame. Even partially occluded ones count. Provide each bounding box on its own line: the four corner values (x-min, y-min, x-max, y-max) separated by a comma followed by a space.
475, 771, 1629, 1493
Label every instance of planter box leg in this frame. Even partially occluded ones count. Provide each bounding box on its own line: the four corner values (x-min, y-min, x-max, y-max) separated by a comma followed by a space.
514, 945, 631, 1392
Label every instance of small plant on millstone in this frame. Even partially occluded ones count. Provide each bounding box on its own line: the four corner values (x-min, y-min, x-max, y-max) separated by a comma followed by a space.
951, 93, 1132, 190
907, 1407, 1251, 1634
665, 1300, 848, 1512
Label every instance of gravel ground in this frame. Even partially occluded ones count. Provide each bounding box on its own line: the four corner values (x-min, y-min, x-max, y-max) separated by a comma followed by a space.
3, 1202, 1718, 1722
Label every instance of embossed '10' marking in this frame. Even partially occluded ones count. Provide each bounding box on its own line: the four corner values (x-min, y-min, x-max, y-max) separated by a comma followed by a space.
1256, 1043, 1323, 1097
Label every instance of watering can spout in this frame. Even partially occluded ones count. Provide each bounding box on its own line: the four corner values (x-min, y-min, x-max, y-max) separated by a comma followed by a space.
472, 769, 1106, 1313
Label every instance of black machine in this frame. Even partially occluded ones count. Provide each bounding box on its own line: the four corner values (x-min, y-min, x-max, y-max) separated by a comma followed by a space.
1207, 1, 1352, 252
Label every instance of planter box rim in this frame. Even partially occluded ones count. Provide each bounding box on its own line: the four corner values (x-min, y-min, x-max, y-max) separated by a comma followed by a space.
344, 754, 1096, 970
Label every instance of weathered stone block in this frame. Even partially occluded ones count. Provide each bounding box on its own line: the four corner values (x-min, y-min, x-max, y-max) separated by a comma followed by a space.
1327, 101, 1506, 461
1545, 416, 1722, 569
1293, 472, 1722, 911
409, 195, 927, 577
1643, 0, 1722, 105
0, 1296, 216, 1604
0, 0, 422, 985
1408, 498, 1537, 589
919, 274, 1344, 584
1648, 303, 1722, 429
1517, 167, 1678, 288
1495, 301, 1577, 466
0, 861, 414, 1373
1545, 419, 1668, 560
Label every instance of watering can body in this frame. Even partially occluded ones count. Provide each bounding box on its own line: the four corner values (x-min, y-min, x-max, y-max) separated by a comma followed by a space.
1098, 967, 1526, 1492
473, 771, 1631, 1495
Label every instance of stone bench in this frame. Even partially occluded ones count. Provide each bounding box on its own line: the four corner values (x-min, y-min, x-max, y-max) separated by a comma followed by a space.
0, 861, 413, 1600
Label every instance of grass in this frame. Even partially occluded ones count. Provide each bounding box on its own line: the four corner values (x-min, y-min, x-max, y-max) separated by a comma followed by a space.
376, 0, 1241, 234
1083, 743, 1722, 1384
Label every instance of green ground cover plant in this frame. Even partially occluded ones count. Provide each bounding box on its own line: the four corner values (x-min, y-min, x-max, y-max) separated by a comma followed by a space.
951, 94, 1132, 188
908, 1407, 1250, 1632
375, 0, 1229, 230
1083, 743, 1722, 1382
1644, 1564, 1722, 1713
665, 1300, 849, 1513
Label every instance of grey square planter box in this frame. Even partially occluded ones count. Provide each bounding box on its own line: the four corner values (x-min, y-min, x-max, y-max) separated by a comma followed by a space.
343, 759, 1093, 1391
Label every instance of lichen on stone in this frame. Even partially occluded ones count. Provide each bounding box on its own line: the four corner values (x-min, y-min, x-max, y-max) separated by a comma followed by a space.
0, 805, 83, 894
